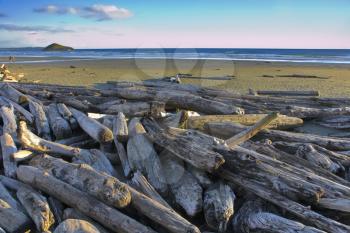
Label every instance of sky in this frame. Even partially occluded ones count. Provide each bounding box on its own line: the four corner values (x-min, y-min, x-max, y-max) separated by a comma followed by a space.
0, 0, 349, 49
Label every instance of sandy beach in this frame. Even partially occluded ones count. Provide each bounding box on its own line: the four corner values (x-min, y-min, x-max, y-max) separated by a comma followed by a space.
2, 57, 350, 97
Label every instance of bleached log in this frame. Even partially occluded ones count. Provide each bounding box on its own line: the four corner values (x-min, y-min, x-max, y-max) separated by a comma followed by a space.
187, 164, 212, 189
159, 110, 187, 128
30, 154, 131, 209
19, 121, 116, 176
206, 122, 350, 151
29, 100, 51, 140
203, 182, 235, 232
56, 103, 78, 130
105, 101, 165, 117
113, 112, 128, 142
160, 150, 203, 217
186, 114, 303, 130
0, 181, 23, 212
283, 105, 350, 119
0, 83, 28, 104
318, 198, 350, 213
53, 219, 100, 233
0, 96, 34, 123
1, 133, 17, 178
17, 166, 157, 233
317, 115, 350, 129
220, 169, 350, 233
12, 150, 34, 162
143, 118, 225, 172
0, 175, 27, 191
127, 118, 167, 194
232, 199, 325, 233
225, 112, 278, 148
128, 171, 171, 209
17, 186, 55, 233
69, 107, 113, 143
0, 104, 17, 137
46, 103, 72, 139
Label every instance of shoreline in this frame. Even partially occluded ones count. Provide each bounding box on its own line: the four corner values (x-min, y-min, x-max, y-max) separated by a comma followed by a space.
3, 57, 350, 97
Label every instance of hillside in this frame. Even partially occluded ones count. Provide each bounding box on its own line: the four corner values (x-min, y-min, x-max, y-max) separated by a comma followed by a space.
43, 43, 74, 51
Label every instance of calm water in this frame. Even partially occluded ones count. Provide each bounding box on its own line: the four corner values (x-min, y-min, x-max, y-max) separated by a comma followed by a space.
1, 48, 350, 64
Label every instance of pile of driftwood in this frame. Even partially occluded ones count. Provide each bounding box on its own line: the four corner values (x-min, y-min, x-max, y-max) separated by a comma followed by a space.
0, 79, 349, 233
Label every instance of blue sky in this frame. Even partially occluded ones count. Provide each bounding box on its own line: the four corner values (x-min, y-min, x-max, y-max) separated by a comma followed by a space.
0, 0, 349, 48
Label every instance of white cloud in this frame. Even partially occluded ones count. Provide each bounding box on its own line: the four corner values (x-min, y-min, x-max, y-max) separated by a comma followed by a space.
34, 4, 132, 21
83, 4, 133, 21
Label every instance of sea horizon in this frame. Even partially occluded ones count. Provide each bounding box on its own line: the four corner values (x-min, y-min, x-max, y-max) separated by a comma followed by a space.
1, 48, 350, 64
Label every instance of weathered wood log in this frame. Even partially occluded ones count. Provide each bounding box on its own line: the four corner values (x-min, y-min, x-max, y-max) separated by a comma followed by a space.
232, 199, 325, 233
0, 104, 17, 137
203, 182, 235, 232
30, 154, 131, 209
186, 114, 303, 130
69, 107, 113, 143
53, 219, 100, 233
105, 101, 165, 117
187, 164, 212, 189
255, 90, 320, 97
127, 118, 167, 194
0, 175, 28, 191
46, 103, 72, 139
17, 166, 157, 233
1, 133, 17, 178
0, 83, 28, 104
63, 208, 109, 233
143, 118, 225, 172
19, 121, 116, 176
29, 100, 52, 140
56, 103, 79, 130
296, 144, 342, 174
128, 171, 171, 209
0, 181, 23, 211
159, 110, 187, 128
17, 186, 55, 233
55, 134, 91, 146
283, 105, 350, 119
54, 96, 94, 112
225, 112, 278, 148
12, 150, 34, 162
220, 169, 350, 233
205, 121, 350, 150
317, 115, 350, 129
0, 198, 32, 233
48, 197, 64, 224
0, 96, 34, 123
318, 198, 350, 213
113, 112, 128, 142
160, 149, 203, 217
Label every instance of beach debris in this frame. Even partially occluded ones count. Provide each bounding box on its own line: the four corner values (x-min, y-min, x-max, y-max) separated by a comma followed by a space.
0, 63, 23, 82
0, 80, 349, 232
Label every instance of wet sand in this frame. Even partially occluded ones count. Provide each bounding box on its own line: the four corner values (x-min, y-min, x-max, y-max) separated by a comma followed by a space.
2, 57, 350, 97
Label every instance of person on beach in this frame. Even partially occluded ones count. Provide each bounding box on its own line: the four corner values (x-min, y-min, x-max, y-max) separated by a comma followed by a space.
8, 56, 15, 62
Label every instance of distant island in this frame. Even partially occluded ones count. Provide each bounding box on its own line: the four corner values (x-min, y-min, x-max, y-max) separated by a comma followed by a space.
43, 43, 74, 51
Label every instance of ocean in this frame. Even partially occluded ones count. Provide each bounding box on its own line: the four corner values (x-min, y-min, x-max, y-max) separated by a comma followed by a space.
1, 48, 350, 64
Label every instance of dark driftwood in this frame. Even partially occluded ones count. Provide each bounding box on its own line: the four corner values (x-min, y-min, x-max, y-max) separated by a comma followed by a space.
0, 181, 23, 212
143, 118, 225, 172
232, 199, 325, 233
48, 197, 64, 224
46, 103, 72, 139
29, 100, 51, 140
17, 186, 55, 233
203, 182, 235, 232
30, 154, 131, 209
206, 122, 350, 151
1, 133, 17, 178
69, 107, 113, 143
17, 166, 157, 233
127, 118, 167, 194
220, 169, 350, 233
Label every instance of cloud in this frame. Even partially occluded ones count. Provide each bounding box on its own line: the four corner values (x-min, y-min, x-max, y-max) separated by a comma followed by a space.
34, 4, 133, 21
83, 4, 133, 21
0, 23, 74, 33
34, 5, 78, 15
0, 13, 7, 17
